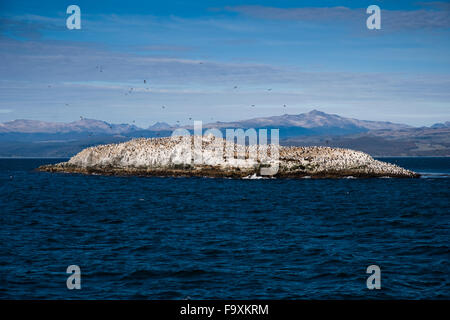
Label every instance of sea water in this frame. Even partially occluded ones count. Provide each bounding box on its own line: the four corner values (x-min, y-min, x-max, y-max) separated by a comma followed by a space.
0, 157, 448, 299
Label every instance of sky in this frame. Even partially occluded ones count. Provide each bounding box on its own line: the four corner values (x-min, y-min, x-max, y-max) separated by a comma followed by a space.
0, 0, 449, 127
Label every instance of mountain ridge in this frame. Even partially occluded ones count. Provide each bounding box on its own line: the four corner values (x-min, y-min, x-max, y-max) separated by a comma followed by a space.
0, 110, 414, 134
205, 110, 411, 131
0, 118, 139, 134
0, 110, 448, 157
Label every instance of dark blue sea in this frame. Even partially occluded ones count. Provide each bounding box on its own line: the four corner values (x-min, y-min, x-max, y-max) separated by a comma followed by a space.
0, 157, 449, 299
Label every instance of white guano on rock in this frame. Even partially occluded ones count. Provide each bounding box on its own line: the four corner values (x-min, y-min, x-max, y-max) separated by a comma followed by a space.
38, 135, 419, 178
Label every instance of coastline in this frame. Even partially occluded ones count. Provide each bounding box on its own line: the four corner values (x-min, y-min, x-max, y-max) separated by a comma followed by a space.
37, 162, 420, 179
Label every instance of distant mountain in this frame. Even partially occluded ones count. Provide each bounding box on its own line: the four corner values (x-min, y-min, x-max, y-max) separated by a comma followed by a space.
0, 110, 448, 157
207, 110, 410, 130
148, 122, 171, 130
283, 126, 450, 156
0, 118, 138, 134
202, 110, 411, 137
431, 121, 450, 129
0, 110, 410, 135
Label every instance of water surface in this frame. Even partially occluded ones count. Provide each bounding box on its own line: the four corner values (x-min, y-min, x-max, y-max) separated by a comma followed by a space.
0, 157, 448, 299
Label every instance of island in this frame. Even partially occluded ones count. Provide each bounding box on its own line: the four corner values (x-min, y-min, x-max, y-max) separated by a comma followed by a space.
37, 135, 420, 178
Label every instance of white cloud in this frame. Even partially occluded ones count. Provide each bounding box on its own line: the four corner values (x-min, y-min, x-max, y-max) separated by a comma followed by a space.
224, 5, 450, 30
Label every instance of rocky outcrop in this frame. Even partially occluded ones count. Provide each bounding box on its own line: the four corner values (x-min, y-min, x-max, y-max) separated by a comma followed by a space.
37, 135, 419, 178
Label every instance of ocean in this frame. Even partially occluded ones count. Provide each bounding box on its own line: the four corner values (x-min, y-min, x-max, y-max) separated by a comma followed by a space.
0, 157, 448, 299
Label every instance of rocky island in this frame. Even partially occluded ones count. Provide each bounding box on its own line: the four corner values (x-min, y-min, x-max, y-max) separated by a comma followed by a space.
37, 135, 419, 178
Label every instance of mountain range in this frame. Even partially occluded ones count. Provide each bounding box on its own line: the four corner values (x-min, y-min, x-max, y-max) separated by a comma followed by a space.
0, 118, 139, 134
0, 110, 448, 157
206, 110, 411, 131
0, 110, 410, 135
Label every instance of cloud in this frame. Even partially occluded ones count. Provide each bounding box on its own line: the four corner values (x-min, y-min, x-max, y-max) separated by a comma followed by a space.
0, 10, 448, 125
0, 14, 64, 40
1, 35, 449, 107
417, 2, 450, 11
0, 36, 288, 85
136, 45, 193, 52
225, 6, 355, 22
0, 32, 449, 100
224, 5, 450, 31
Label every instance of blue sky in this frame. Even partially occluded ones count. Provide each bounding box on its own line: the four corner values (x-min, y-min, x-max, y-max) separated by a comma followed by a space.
0, 0, 449, 126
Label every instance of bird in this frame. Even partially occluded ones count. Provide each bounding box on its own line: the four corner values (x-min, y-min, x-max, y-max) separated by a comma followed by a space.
267, 88, 272, 91
144, 80, 146, 84
233, 86, 238, 89
162, 106, 166, 109
251, 104, 255, 107
283, 104, 287, 108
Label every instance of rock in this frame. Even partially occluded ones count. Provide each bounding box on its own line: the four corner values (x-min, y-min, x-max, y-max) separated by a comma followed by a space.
37, 135, 420, 178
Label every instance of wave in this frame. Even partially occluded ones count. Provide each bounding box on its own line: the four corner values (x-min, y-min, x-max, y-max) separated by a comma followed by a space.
419, 172, 450, 178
